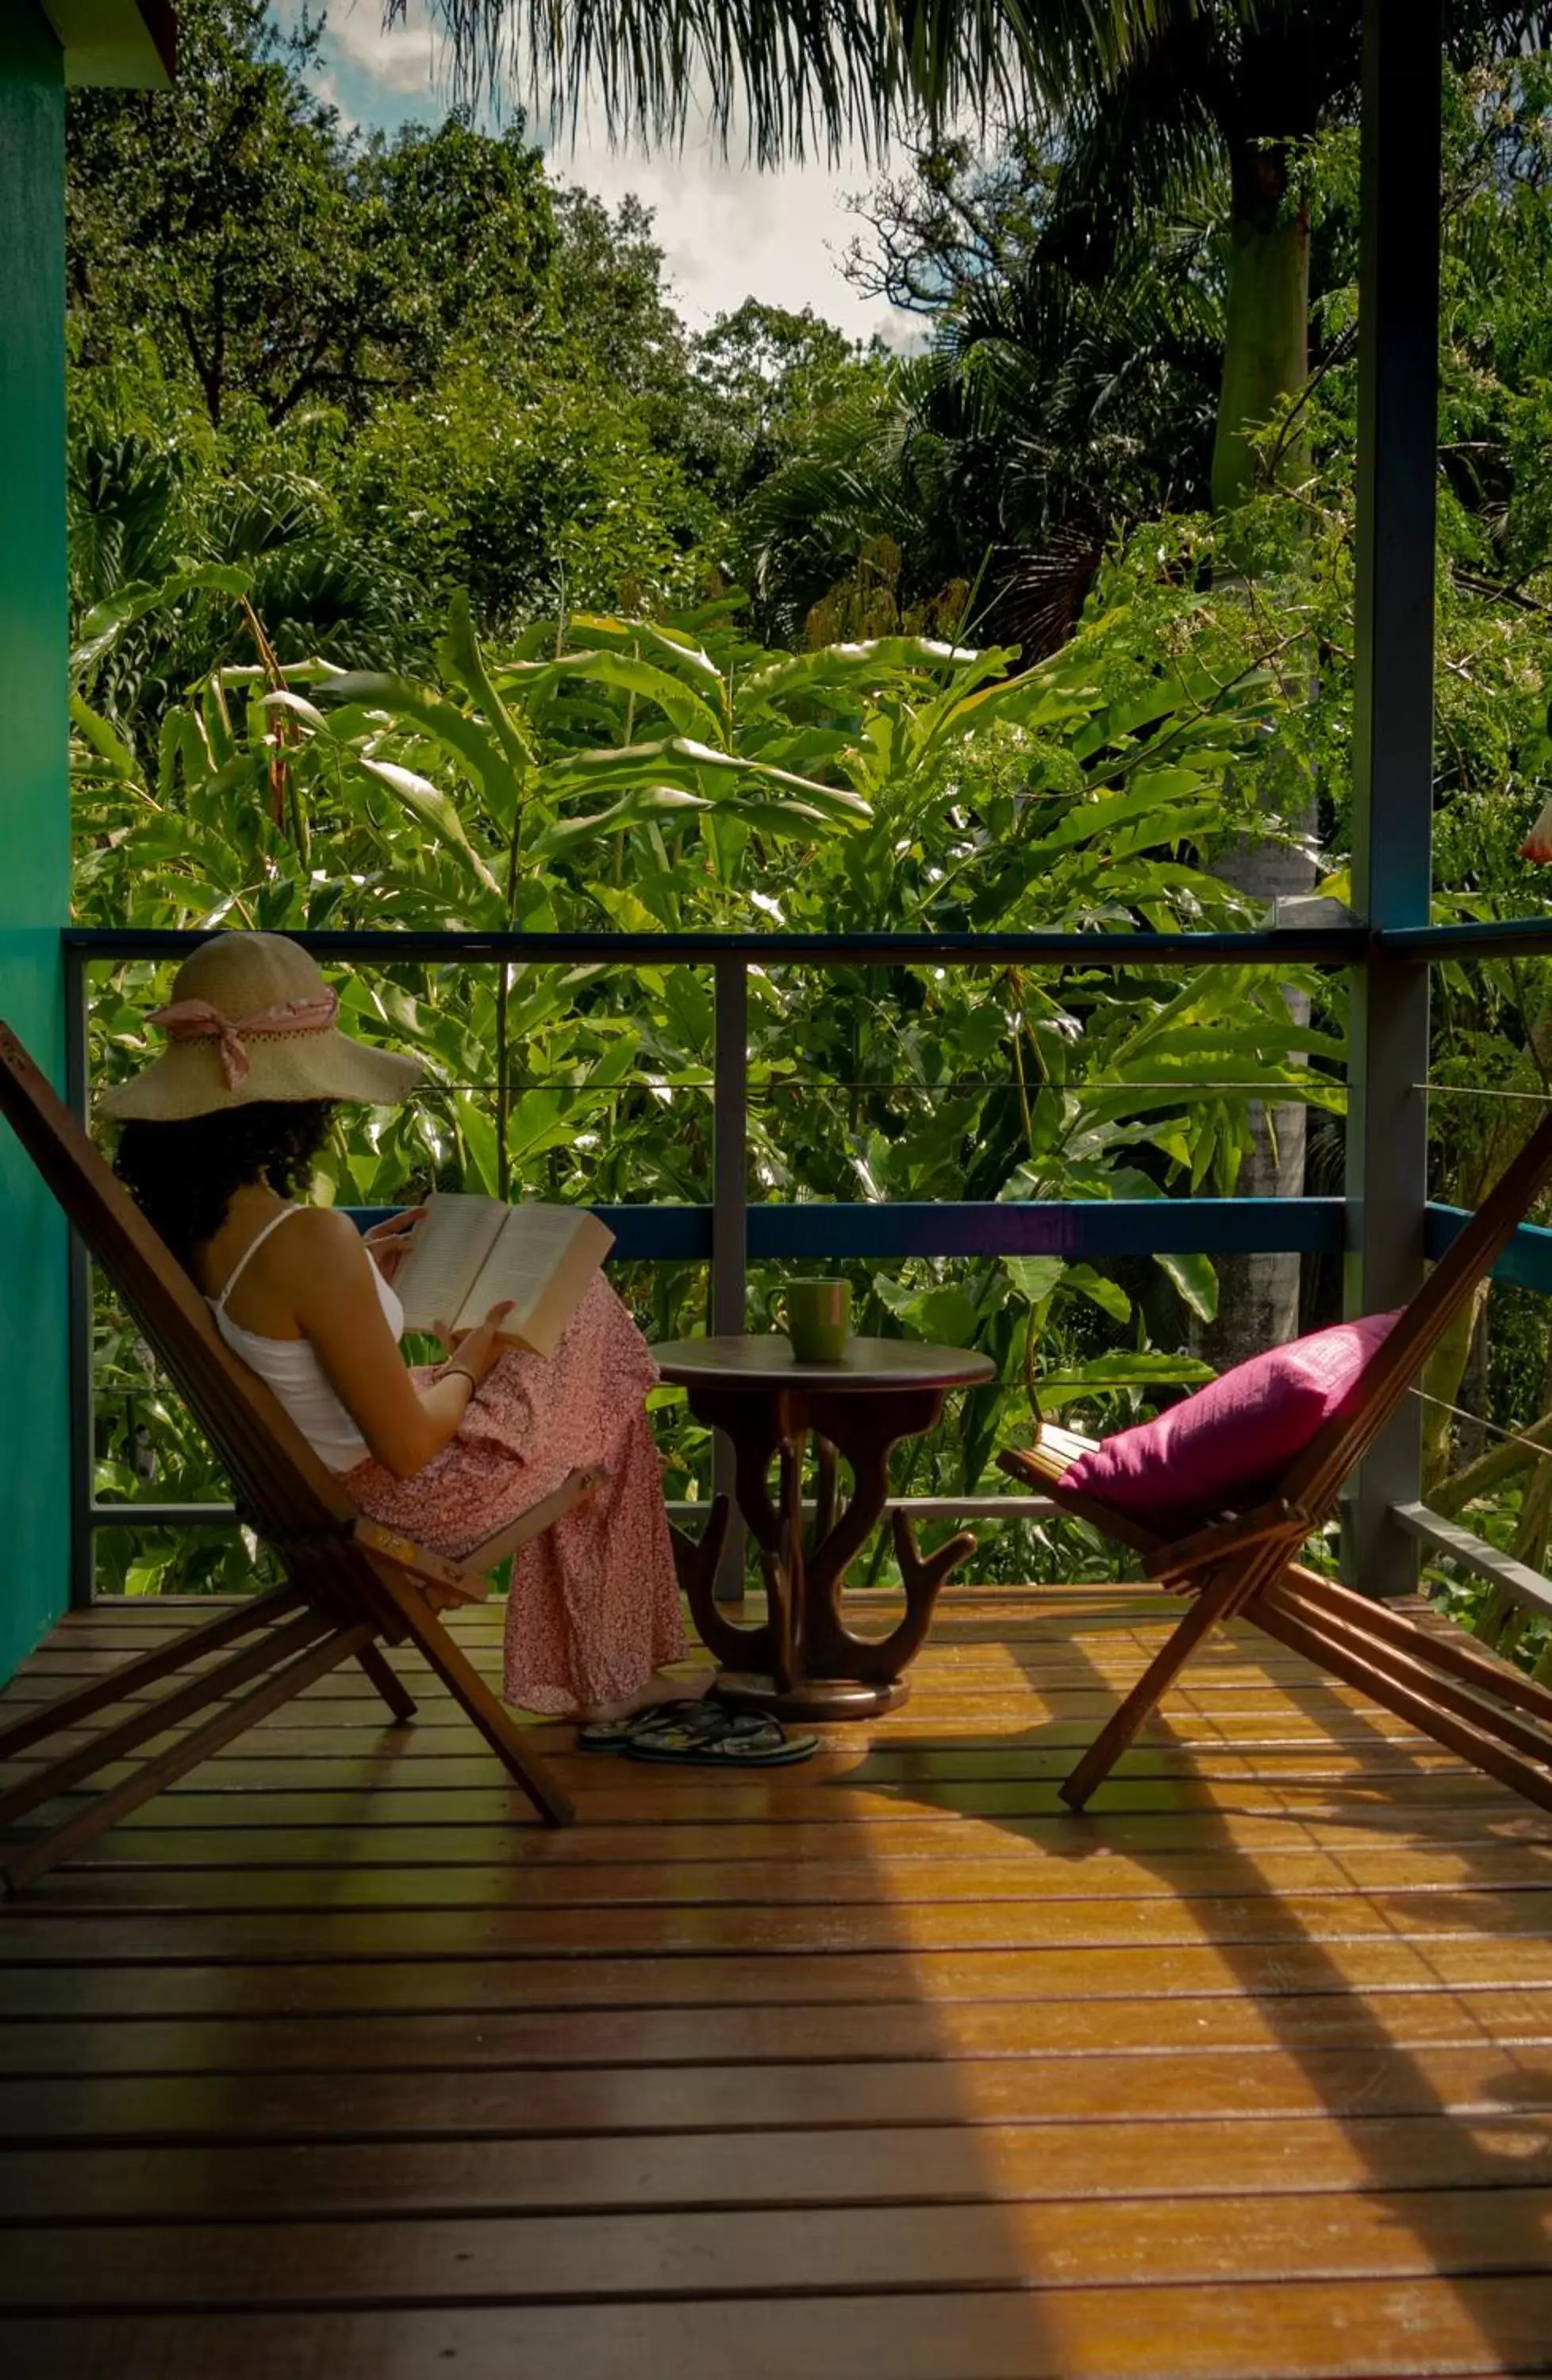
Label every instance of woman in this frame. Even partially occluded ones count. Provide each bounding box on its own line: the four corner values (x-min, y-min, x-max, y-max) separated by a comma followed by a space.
102, 931, 691, 1726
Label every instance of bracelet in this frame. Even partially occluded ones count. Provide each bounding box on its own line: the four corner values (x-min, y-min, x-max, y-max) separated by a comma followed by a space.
443, 1365, 479, 1393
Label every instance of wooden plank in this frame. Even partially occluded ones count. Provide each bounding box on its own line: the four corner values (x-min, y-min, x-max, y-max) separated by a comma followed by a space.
26, 1650, 1241, 1685
13, 1705, 1471, 1755
2, 1773, 1524, 1836
0, 1587, 305, 1760
3, 1668, 1454, 1716
2, 2042, 1547, 2145
0, 1610, 336, 1827
4, 1936, 1550, 2021
9, 1726, 1481, 1781
7, 1693, 1425, 1744
2, 2113, 1549, 2224
0, 1604, 1413, 1649
9, 1813, 1552, 1874
2, 1656, 1464, 1706
4, 1885, 1550, 1964
2, 2277, 1551, 2380
4, 2187, 1551, 2312
0, 1622, 379, 1896
46, 1613, 1203, 1649
50, 1586, 1143, 1620
2, 1636, 1473, 1701
19, 1645, 1240, 1683
33, 1834, 1552, 1907
18, 1842, 1552, 1913
6, 1987, 1551, 2079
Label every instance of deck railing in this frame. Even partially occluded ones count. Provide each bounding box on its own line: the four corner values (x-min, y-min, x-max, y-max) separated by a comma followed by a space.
60, 920, 1552, 1623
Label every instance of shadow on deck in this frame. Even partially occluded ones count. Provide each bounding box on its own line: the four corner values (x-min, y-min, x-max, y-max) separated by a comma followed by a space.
1, 1583, 1550, 2378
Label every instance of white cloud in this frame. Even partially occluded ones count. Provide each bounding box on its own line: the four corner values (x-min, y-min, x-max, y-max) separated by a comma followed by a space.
323, 0, 441, 97
547, 132, 893, 340
284, 2, 915, 344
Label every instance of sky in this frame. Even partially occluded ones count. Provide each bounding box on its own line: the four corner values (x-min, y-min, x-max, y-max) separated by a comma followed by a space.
280, 1, 916, 347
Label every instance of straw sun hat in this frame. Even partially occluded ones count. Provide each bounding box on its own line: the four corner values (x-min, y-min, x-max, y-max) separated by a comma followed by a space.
98, 934, 424, 1122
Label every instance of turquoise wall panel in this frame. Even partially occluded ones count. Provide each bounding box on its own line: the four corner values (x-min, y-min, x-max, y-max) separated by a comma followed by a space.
0, 8, 70, 1682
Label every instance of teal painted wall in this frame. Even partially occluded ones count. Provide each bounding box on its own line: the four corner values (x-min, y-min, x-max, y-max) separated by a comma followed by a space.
0, 8, 71, 1682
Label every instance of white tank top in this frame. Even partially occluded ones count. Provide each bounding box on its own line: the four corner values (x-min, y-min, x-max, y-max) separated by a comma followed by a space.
209, 1207, 405, 1475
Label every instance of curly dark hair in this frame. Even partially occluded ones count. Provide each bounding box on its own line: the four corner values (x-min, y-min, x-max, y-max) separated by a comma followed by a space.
113, 1103, 336, 1273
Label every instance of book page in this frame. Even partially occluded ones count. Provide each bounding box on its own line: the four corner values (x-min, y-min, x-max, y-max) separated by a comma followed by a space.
460, 1205, 615, 1353
394, 1194, 508, 1334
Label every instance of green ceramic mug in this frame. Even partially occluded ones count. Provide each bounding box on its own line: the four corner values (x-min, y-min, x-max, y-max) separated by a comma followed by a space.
781, 1277, 852, 1363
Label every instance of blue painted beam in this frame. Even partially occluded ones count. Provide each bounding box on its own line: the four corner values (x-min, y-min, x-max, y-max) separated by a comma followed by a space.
348, 1198, 1346, 1265
65, 923, 1368, 968
1427, 1203, 1552, 1297
355, 1198, 1552, 1288
746, 1200, 1346, 1261
1380, 918, 1552, 961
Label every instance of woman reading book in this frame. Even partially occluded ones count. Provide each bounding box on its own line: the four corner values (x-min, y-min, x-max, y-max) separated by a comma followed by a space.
101, 932, 692, 1726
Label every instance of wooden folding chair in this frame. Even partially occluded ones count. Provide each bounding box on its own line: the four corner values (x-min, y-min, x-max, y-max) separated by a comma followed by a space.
999, 1105, 1552, 1813
0, 1021, 598, 1892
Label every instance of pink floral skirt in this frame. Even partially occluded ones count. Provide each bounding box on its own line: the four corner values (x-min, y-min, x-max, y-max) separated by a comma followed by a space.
344, 1276, 686, 1715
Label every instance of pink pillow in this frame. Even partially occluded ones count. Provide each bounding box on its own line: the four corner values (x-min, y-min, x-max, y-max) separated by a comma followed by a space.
1061, 1310, 1401, 1534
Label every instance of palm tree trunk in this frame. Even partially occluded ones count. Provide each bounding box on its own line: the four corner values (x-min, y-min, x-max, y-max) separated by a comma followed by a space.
1203, 814, 1317, 1367
1202, 180, 1316, 1368
1420, 1284, 1491, 1492
1210, 206, 1310, 513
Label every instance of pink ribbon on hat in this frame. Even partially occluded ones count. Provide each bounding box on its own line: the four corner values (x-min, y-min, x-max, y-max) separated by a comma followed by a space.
146, 990, 340, 1089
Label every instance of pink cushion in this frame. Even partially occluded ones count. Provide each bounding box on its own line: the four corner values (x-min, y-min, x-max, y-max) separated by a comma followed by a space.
1061, 1310, 1402, 1534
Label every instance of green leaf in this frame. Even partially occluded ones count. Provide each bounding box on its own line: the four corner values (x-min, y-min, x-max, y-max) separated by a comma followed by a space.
567, 614, 724, 693
744, 636, 993, 710
260, 689, 330, 733
72, 565, 252, 678
1062, 1265, 1131, 1323
545, 650, 723, 744
437, 591, 536, 791
317, 674, 521, 817
452, 1093, 500, 1199
1003, 1254, 1067, 1306
1154, 1250, 1219, 1322
1024, 770, 1219, 860
912, 1286, 980, 1346
70, 695, 140, 782
549, 736, 873, 825
528, 785, 711, 858
1035, 1352, 1216, 1411
586, 880, 666, 933
358, 759, 502, 898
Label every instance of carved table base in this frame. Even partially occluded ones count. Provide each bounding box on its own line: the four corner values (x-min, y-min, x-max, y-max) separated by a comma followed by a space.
667, 1376, 979, 1723
712, 1670, 913, 1722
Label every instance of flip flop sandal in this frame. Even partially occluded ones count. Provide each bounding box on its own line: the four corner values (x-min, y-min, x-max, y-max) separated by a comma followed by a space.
575, 1698, 723, 1754
624, 1710, 820, 1768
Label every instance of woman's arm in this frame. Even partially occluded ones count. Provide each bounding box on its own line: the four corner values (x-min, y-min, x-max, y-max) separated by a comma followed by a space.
277, 1211, 506, 1480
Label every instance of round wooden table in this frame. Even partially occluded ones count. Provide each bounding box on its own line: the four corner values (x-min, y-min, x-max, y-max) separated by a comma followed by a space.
655, 1335, 996, 1720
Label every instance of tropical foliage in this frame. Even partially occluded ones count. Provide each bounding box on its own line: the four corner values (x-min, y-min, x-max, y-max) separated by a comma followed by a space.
62, 6, 1552, 1679
77, 560, 1335, 1591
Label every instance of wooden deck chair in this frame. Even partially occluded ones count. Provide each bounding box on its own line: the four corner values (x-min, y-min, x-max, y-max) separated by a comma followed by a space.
0, 1020, 600, 1892
999, 1106, 1552, 1814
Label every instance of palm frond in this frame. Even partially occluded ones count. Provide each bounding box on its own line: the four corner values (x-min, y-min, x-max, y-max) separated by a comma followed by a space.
397, 0, 1158, 163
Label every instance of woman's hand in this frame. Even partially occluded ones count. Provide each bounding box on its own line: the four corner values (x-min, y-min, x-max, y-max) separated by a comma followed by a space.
432, 1300, 517, 1389
363, 1208, 426, 1284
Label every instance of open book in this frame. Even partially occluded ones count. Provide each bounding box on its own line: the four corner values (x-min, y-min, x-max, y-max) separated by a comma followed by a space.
393, 1194, 614, 1357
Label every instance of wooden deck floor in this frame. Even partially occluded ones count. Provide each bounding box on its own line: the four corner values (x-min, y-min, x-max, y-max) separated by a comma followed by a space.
2, 1583, 1551, 2378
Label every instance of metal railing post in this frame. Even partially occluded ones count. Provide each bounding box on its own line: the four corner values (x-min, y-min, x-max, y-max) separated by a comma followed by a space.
711, 954, 748, 1601
1343, 0, 1442, 1595
63, 947, 96, 1606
